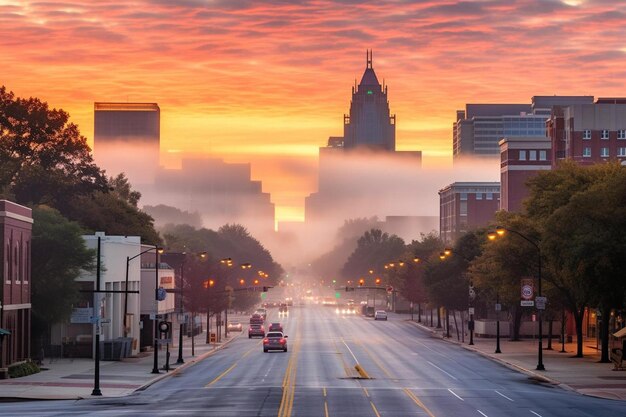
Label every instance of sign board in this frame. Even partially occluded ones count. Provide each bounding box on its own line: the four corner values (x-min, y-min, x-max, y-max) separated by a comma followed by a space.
155, 338, 172, 345
386, 286, 393, 294
100, 318, 111, 324
495, 303, 502, 311
521, 278, 534, 301
70, 307, 94, 324
160, 276, 173, 285
469, 288, 476, 300
156, 287, 167, 301
468, 307, 475, 315
150, 313, 164, 320
535, 296, 547, 310
521, 300, 535, 307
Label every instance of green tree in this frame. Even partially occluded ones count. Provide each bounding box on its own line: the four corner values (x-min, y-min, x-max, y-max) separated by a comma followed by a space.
109, 173, 141, 207
341, 229, 405, 282
537, 162, 626, 360
0, 86, 108, 209
31, 206, 95, 355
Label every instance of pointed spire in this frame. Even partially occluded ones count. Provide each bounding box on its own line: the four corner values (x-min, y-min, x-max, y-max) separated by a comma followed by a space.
367, 49, 373, 69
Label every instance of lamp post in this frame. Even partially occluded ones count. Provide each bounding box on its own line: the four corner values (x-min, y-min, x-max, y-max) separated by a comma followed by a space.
490, 226, 545, 371
152, 247, 165, 374
495, 290, 502, 354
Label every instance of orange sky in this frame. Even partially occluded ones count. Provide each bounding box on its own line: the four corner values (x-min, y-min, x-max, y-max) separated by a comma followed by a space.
2, 0, 625, 223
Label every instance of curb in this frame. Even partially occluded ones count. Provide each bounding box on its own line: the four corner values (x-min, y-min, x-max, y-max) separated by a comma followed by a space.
132, 331, 243, 393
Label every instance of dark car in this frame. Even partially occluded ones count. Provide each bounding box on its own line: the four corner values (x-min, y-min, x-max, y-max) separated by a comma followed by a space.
248, 324, 265, 338
269, 322, 283, 332
263, 332, 288, 352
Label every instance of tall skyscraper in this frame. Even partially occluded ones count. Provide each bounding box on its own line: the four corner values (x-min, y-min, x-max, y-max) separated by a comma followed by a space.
343, 50, 396, 151
94, 102, 160, 186
305, 52, 422, 231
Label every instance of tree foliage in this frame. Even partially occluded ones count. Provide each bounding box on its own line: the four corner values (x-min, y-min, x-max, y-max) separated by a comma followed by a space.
341, 229, 405, 282
0, 86, 108, 208
31, 206, 95, 351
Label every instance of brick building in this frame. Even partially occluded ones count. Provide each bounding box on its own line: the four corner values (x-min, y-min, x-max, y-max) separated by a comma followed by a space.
0, 200, 32, 374
439, 183, 500, 244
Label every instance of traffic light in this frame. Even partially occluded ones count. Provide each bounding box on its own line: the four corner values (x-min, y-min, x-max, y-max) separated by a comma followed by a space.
375, 277, 381, 285
262, 286, 269, 292
359, 278, 365, 286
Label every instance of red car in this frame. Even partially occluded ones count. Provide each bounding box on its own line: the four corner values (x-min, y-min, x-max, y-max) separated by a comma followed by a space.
268, 322, 283, 332
248, 324, 265, 338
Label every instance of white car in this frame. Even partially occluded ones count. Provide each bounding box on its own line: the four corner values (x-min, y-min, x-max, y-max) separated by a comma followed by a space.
374, 310, 388, 321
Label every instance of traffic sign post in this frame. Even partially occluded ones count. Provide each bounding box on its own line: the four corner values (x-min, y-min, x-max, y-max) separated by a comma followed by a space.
536, 296, 547, 310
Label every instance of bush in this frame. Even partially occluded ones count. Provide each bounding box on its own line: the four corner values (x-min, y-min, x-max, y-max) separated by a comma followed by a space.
8, 360, 40, 378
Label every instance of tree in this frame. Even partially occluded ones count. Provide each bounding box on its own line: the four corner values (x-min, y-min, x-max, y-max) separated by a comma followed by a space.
31, 206, 95, 355
537, 162, 626, 360
0, 86, 108, 209
143, 204, 203, 229
341, 229, 405, 282
109, 173, 141, 207
468, 212, 543, 340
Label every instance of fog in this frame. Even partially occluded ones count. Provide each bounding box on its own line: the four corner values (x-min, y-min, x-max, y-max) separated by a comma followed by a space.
96, 143, 499, 272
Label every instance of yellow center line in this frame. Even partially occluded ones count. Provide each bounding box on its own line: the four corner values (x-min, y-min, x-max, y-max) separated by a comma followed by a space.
403, 388, 437, 417
324, 401, 330, 417
205, 341, 260, 388
207, 363, 237, 386
370, 401, 382, 417
356, 340, 394, 379
323, 387, 327, 397
278, 322, 300, 417
362, 387, 370, 397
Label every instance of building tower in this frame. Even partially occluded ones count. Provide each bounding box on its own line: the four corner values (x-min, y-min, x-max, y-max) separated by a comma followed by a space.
343, 50, 396, 151
94, 102, 160, 186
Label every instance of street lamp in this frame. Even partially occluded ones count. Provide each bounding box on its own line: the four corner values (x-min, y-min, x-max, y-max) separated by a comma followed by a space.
489, 226, 545, 371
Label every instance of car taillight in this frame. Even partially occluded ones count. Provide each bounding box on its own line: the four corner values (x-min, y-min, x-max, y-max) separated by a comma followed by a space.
263, 338, 269, 344
280, 338, 286, 344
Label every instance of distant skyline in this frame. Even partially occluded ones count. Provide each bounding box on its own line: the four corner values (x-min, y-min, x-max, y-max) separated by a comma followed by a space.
2, 0, 625, 222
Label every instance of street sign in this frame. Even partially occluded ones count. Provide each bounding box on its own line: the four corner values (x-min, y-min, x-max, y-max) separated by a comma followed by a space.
156, 287, 167, 301
155, 338, 172, 345
150, 313, 165, 320
386, 285, 393, 294
469, 288, 476, 300
521, 278, 534, 300
468, 307, 475, 315
100, 319, 111, 324
536, 296, 547, 310
495, 303, 502, 311
521, 300, 535, 307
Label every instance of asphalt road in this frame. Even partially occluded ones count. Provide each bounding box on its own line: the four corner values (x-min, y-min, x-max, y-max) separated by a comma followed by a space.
2, 305, 626, 416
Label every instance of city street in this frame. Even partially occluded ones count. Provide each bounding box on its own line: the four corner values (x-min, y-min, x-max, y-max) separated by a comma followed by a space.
1, 304, 626, 416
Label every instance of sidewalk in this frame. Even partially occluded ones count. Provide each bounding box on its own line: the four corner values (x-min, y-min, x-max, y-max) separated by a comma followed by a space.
0, 322, 244, 400
407, 318, 626, 401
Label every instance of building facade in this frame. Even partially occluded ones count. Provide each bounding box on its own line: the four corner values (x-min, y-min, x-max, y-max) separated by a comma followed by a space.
0, 201, 32, 374
548, 98, 626, 166
439, 182, 500, 244
499, 137, 552, 212
94, 102, 160, 186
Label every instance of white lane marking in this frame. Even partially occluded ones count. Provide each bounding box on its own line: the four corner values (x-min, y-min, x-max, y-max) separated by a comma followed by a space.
529, 411, 543, 417
495, 390, 514, 402
341, 337, 360, 364
448, 388, 464, 401
477, 411, 488, 417
427, 361, 458, 380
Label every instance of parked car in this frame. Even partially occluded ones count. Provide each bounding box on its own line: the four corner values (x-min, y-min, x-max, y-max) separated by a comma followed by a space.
269, 322, 283, 332
263, 331, 288, 352
248, 324, 265, 338
374, 310, 388, 321
227, 321, 243, 332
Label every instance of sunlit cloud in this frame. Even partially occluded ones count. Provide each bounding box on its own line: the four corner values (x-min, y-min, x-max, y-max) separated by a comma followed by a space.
2, 0, 625, 221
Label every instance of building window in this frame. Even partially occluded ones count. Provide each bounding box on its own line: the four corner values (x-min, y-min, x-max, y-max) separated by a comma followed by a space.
460, 193, 468, 201
601, 130, 609, 140
601, 147, 609, 157
618, 147, 626, 157
583, 130, 591, 140
476, 193, 483, 200
519, 150, 526, 161
529, 150, 537, 161
486, 193, 493, 200
583, 147, 591, 157
618, 130, 626, 140
539, 150, 547, 161
460, 201, 467, 215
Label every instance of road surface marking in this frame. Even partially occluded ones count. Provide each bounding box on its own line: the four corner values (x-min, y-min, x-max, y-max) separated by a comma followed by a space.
477, 410, 488, 417
495, 390, 514, 401
357, 340, 394, 379
529, 411, 543, 417
362, 387, 370, 397
323, 387, 327, 397
206, 363, 237, 386
403, 388, 437, 417
427, 361, 458, 380
448, 388, 464, 401
278, 322, 300, 417
370, 401, 382, 417
341, 337, 360, 364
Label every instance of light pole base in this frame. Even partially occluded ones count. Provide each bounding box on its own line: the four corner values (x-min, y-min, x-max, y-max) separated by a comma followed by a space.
91, 389, 102, 396
151, 368, 160, 374
495, 348, 501, 354
536, 364, 545, 371
176, 358, 184, 364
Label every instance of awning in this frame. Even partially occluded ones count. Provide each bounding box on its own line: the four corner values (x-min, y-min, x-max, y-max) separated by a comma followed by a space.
613, 327, 626, 338
0, 329, 11, 336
